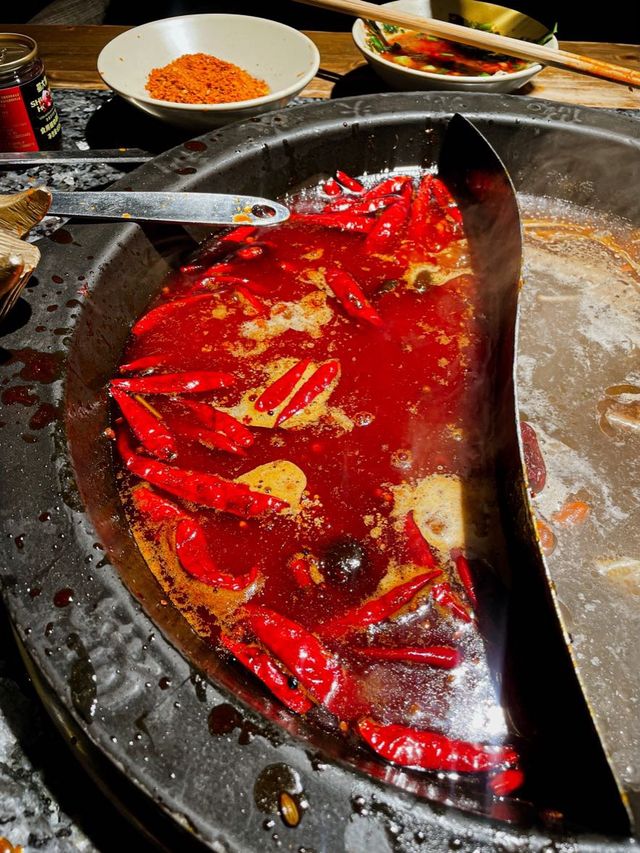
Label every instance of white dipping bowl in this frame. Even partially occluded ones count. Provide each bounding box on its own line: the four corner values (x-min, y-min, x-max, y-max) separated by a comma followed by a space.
352, 0, 558, 94
98, 15, 320, 130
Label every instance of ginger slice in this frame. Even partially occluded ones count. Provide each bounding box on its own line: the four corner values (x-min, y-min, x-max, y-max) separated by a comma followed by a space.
391, 473, 491, 557
235, 460, 307, 515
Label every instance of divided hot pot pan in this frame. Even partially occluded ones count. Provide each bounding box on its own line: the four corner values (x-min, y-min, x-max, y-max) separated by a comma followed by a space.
1, 92, 639, 851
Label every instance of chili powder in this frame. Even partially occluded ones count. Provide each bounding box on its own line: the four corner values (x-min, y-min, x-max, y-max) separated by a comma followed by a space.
146, 53, 270, 104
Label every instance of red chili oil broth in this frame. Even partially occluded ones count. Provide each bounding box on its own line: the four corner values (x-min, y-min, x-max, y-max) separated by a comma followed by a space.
379, 32, 529, 76
114, 172, 517, 789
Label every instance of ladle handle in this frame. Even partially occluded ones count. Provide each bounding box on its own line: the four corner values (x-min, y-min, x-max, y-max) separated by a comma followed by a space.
47, 191, 290, 227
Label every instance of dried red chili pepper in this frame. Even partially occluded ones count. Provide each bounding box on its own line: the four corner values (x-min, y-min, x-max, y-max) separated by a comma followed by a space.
181, 399, 253, 448
488, 767, 525, 796
219, 224, 258, 244
193, 269, 273, 297
324, 195, 395, 216
111, 388, 176, 461
404, 511, 437, 568
119, 354, 172, 374
289, 557, 313, 588
361, 174, 413, 202
322, 197, 354, 214
117, 430, 288, 517
408, 174, 436, 244
255, 358, 311, 413
111, 371, 235, 395
197, 261, 239, 281
354, 645, 461, 668
132, 293, 216, 336
431, 582, 472, 623
447, 205, 463, 227
364, 184, 412, 254
520, 420, 546, 496
195, 265, 272, 295
247, 606, 358, 716
357, 718, 518, 773
325, 267, 383, 328
430, 177, 463, 226
319, 569, 441, 640
189, 273, 249, 294
220, 634, 313, 714
335, 170, 364, 193
291, 212, 374, 234
175, 518, 259, 590
454, 553, 477, 609
322, 177, 342, 197
180, 231, 256, 274
276, 360, 340, 426
408, 174, 460, 253
172, 419, 246, 456
235, 286, 265, 314
131, 485, 186, 522
408, 175, 437, 249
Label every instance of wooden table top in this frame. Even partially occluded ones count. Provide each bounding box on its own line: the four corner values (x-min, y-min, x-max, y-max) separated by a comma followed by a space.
2, 24, 639, 109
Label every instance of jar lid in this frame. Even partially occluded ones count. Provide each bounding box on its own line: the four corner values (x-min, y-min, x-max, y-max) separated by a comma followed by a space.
0, 33, 38, 74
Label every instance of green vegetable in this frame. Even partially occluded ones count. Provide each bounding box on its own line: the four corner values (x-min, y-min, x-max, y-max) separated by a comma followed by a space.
367, 34, 386, 53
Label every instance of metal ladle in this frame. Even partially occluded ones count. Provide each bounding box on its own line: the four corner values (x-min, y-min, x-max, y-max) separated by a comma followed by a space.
0, 187, 289, 321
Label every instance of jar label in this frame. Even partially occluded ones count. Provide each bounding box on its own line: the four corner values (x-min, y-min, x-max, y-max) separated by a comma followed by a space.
0, 85, 38, 151
0, 74, 61, 152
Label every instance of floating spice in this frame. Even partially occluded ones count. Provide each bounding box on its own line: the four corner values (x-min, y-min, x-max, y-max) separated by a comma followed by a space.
146, 53, 269, 104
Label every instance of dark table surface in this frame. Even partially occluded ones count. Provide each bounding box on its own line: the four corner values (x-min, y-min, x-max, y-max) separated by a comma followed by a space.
0, 89, 185, 853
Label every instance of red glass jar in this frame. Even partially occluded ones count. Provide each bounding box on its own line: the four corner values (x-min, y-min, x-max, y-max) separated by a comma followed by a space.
0, 33, 61, 152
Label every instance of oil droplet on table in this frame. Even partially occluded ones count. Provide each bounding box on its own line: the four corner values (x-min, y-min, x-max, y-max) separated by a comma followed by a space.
49, 228, 73, 244
53, 587, 74, 607
208, 702, 242, 736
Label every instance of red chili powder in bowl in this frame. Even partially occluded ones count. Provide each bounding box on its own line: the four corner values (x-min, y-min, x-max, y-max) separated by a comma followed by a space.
146, 53, 270, 104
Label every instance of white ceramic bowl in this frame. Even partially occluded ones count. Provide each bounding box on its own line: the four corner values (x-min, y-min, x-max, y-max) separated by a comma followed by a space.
352, 0, 558, 93
98, 15, 320, 130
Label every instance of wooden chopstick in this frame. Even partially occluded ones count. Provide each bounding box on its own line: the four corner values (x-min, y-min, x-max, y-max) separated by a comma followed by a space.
296, 0, 640, 88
